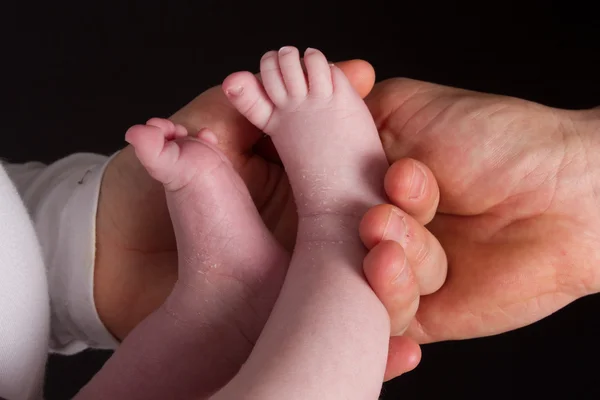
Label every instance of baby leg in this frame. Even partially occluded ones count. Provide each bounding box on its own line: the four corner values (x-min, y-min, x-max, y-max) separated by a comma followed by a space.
217, 47, 390, 399
76, 119, 288, 399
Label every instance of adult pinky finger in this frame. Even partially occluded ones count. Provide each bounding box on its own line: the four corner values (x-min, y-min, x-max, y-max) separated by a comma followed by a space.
384, 336, 422, 381
363, 240, 420, 336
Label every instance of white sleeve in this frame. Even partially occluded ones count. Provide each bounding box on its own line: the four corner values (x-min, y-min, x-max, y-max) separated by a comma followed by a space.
3, 153, 120, 355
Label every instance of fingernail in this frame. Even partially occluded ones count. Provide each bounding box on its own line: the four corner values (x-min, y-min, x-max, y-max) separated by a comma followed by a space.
409, 163, 427, 200
305, 47, 317, 55
225, 86, 243, 96
382, 207, 408, 246
279, 46, 293, 55
392, 254, 410, 284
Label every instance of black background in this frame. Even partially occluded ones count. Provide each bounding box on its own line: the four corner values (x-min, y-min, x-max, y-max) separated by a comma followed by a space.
3, 1, 600, 399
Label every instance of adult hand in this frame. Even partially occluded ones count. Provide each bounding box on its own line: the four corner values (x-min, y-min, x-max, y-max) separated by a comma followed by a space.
93, 62, 448, 382
360, 78, 600, 359
92, 60, 377, 338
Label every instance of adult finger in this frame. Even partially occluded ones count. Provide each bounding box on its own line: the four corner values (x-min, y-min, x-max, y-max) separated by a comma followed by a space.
360, 205, 447, 296
363, 240, 420, 335
384, 158, 440, 225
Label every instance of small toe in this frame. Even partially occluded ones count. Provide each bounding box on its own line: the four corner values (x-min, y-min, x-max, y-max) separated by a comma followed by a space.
278, 46, 308, 98
260, 50, 288, 106
304, 48, 334, 98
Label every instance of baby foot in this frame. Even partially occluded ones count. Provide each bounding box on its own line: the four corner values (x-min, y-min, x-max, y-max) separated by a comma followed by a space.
223, 46, 388, 230
218, 47, 390, 399
125, 118, 289, 395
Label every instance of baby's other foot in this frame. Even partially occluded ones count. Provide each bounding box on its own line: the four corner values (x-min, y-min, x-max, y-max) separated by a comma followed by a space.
125, 117, 194, 191
125, 118, 289, 392
223, 47, 388, 222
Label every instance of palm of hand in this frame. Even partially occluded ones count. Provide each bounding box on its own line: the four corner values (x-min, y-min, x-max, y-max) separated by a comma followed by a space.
368, 78, 600, 342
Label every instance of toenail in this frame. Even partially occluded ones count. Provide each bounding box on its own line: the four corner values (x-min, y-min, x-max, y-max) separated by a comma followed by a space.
225, 86, 244, 96
261, 51, 277, 61
279, 46, 294, 55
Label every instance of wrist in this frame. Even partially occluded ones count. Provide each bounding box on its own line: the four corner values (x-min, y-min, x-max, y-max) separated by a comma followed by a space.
558, 107, 600, 294
95, 148, 177, 340
94, 149, 139, 340
566, 108, 600, 193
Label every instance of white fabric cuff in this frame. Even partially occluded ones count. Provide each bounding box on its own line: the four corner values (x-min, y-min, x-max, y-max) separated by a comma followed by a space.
48, 153, 120, 353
